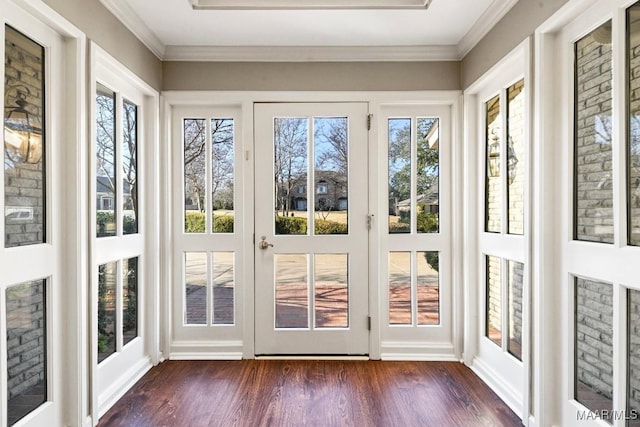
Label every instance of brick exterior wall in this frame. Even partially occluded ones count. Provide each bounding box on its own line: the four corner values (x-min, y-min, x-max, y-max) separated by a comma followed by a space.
4, 25, 45, 248
575, 278, 613, 403
508, 261, 523, 354
507, 80, 525, 236
575, 30, 614, 244
486, 95, 501, 233
630, 289, 640, 414
487, 255, 501, 339
6, 280, 46, 400
629, 17, 640, 245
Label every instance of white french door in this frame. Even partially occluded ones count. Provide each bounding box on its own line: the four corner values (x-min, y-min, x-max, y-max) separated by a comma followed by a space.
1, 4, 64, 426
253, 102, 369, 355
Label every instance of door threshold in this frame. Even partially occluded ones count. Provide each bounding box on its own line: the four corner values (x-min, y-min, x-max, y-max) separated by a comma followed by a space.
255, 355, 370, 361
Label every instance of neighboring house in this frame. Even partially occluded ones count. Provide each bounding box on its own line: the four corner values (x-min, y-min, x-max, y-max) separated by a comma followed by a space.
96, 176, 134, 211
281, 170, 348, 212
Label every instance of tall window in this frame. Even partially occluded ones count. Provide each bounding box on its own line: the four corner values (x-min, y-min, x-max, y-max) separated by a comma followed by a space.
4, 25, 48, 426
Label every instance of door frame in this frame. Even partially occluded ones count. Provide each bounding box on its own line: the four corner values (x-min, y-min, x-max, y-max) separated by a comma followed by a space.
161, 90, 462, 360
253, 102, 370, 356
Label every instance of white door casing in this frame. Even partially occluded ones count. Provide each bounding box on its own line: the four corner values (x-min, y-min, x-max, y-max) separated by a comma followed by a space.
254, 102, 369, 355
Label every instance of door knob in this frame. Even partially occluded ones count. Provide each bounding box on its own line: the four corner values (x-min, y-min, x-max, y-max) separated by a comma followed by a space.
259, 236, 274, 250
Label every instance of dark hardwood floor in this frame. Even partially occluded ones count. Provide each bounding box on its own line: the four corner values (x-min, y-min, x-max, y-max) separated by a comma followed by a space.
98, 360, 522, 427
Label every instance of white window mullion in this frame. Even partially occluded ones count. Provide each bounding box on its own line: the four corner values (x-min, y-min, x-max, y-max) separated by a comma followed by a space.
205, 117, 212, 235
115, 92, 124, 237
612, 7, 627, 249
612, 284, 627, 427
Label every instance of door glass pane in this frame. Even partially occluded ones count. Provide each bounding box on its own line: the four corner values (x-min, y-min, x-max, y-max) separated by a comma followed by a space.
314, 117, 348, 235
184, 119, 206, 233
575, 277, 613, 415
628, 5, 640, 246
485, 95, 501, 233
314, 253, 348, 328
274, 118, 308, 235
486, 255, 502, 346
507, 80, 525, 235
4, 26, 45, 248
212, 252, 234, 325
275, 254, 309, 328
185, 252, 207, 325
417, 118, 439, 234
507, 260, 524, 360
389, 251, 411, 325
211, 118, 234, 233
417, 251, 439, 325
6, 279, 46, 426
629, 288, 640, 424
96, 84, 117, 238
574, 22, 614, 244
98, 261, 117, 362
122, 100, 138, 235
388, 118, 411, 233
122, 257, 138, 346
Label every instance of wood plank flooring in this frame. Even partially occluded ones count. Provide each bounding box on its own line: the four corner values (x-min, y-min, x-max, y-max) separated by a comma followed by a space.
98, 360, 522, 427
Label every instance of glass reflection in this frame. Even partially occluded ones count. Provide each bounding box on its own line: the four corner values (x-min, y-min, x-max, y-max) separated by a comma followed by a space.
485, 95, 501, 233
123, 257, 138, 346
507, 260, 524, 360
486, 255, 502, 346
185, 252, 207, 325
417, 251, 439, 325
212, 252, 234, 325
574, 22, 613, 243
389, 251, 412, 325
122, 100, 138, 235
184, 119, 207, 233
417, 118, 439, 234
122, 100, 139, 234
575, 277, 613, 415
211, 118, 235, 233
628, 289, 640, 425
96, 84, 117, 238
275, 254, 309, 328
98, 262, 117, 362
314, 118, 348, 235
314, 253, 348, 328
388, 119, 412, 233
4, 25, 46, 247
6, 279, 47, 426
507, 80, 525, 235
274, 118, 308, 235
628, 5, 640, 246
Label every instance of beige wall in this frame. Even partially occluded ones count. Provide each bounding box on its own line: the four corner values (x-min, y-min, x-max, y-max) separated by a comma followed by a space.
461, 0, 568, 89
42, 0, 162, 90
163, 61, 460, 91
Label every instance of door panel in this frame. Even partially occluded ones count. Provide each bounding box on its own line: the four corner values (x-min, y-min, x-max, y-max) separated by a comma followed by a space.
254, 103, 369, 355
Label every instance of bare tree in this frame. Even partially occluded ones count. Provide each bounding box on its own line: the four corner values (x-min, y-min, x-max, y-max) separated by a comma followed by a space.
274, 118, 307, 216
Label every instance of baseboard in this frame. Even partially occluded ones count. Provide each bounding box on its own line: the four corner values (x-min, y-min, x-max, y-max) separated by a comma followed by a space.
170, 340, 243, 360
98, 357, 152, 418
380, 341, 457, 361
470, 356, 523, 417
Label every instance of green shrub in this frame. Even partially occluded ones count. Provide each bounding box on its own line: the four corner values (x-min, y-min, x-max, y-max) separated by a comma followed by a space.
425, 251, 439, 272
185, 212, 234, 233
213, 214, 234, 233
389, 222, 410, 233
185, 211, 206, 233
275, 216, 308, 234
314, 219, 348, 234
417, 212, 439, 234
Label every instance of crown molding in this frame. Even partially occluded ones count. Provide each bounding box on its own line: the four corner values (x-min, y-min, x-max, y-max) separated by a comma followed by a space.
100, 0, 165, 59
163, 44, 459, 62
191, 0, 431, 9
457, 0, 519, 59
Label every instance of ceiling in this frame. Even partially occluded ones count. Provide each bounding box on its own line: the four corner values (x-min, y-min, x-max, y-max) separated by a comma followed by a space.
100, 0, 518, 61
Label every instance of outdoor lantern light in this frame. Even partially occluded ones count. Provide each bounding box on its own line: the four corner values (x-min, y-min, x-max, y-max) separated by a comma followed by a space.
488, 132, 500, 178
4, 86, 43, 164
507, 136, 519, 184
